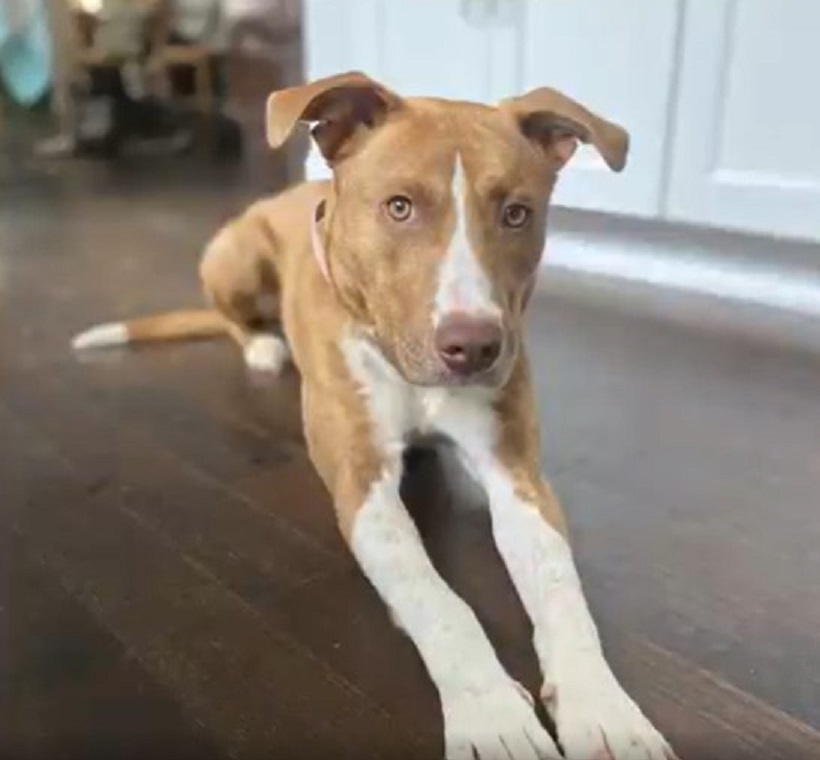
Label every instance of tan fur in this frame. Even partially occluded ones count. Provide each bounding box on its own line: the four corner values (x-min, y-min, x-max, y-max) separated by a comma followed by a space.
492, 356, 569, 537
123, 309, 225, 343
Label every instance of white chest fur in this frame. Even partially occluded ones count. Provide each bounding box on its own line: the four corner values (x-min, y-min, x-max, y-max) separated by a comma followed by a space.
340, 334, 498, 463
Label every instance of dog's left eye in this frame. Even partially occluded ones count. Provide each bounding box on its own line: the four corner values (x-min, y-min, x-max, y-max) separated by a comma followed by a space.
384, 195, 414, 222
501, 203, 531, 229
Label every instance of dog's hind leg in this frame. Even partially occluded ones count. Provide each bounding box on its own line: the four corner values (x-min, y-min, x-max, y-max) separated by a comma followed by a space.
199, 216, 290, 374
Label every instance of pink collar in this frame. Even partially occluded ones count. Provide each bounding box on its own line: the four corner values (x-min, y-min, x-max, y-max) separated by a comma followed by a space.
310, 201, 331, 282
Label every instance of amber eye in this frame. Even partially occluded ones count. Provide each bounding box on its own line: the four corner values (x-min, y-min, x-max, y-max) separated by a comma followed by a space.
385, 195, 414, 222
502, 203, 531, 229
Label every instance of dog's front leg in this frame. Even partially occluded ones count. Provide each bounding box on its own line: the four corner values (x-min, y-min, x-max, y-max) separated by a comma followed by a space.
339, 461, 561, 760
474, 446, 675, 760
438, 363, 676, 760
316, 428, 560, 759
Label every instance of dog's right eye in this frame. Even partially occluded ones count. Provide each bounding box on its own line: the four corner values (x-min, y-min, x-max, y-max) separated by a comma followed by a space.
384, 196, 414, 222
501, 202, 532, 229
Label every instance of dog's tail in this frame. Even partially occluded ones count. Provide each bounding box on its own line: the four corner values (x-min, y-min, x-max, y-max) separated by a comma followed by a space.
71, 309, 225, 350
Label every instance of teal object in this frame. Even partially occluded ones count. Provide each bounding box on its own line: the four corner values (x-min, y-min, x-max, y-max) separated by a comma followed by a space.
0, 0, 52, 106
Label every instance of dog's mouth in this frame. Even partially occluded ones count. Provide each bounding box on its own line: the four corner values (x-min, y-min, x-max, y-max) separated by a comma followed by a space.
442, 352, 515, 388
437, 368, 505, 388
366, 327, 516, 390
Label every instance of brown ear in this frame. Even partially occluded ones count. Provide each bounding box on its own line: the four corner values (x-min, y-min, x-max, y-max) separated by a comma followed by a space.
266, 71, 402, 164
500, 87, 629, 172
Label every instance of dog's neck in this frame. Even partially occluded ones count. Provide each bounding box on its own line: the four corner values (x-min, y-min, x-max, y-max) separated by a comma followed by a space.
311, 198, 398, 370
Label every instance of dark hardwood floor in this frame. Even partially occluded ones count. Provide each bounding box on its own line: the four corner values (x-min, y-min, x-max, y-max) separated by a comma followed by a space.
2, 157, 820, 760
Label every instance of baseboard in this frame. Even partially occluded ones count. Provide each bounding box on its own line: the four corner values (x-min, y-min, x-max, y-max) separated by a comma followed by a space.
544, 207, 820, 319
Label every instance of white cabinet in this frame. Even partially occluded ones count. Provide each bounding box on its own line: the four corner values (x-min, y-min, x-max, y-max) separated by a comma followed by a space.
666, 0, 820, 241
518, 0, 681, 216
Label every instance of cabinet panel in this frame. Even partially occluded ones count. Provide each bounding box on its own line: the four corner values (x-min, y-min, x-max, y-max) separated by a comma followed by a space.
376, 2, 493, 101
666, 0, 820, 240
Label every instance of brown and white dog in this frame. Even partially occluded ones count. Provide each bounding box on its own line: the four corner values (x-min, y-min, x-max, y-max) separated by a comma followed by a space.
73, 72, 675, 760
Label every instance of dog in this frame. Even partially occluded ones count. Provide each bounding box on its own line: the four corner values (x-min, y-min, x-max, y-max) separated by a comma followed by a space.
73, 71, 676, 760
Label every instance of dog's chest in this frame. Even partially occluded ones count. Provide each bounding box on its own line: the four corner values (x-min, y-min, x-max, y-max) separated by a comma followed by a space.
341, 336, 497, 456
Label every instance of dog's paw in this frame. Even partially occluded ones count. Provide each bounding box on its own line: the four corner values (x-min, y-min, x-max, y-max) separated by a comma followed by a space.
442, 678, 560, 760
546, 655, 675, 760
243, 335, 289, 374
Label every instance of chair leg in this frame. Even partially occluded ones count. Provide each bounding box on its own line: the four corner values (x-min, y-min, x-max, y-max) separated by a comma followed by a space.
195, 58, 214, 114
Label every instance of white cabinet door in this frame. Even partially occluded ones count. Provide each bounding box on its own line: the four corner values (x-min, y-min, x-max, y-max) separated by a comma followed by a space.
302, 0, 519, 180
516, 0, 681, 216
304, 0, 514, 99
666, 1, 820, 241
303, 0, 381, 84
362, 1, 517, 102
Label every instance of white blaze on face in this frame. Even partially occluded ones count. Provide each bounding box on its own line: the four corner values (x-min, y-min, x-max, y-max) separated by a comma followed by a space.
433, 155, 501, 326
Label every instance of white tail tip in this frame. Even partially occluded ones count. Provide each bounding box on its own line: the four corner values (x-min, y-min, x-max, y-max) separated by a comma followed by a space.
72, 322, 129, 350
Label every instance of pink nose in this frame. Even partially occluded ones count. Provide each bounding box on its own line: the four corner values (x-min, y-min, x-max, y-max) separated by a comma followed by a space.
435, 314, 504, 376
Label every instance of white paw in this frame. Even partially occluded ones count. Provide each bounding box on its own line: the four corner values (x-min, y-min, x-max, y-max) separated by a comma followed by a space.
243, 335, 288, 374
547, 656, 675, 760
442, 678, 561, 760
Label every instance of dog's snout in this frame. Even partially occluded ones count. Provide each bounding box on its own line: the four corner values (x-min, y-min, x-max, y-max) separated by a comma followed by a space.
435, 313, 503, 376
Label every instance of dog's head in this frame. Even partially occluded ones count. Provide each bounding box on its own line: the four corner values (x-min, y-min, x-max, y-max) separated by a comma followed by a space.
267, 72, 628, 387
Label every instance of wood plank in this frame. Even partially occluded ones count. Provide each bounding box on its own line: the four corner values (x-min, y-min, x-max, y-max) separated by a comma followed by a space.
0, 534, 225, 760
0, 407, 427, 760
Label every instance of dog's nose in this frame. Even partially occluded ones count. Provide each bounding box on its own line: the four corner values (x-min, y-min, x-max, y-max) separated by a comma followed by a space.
435, 314, 503, 376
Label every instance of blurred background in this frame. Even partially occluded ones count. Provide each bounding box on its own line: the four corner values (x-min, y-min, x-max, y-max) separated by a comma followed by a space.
1, 0, 303, 188
2, 2, 820, 760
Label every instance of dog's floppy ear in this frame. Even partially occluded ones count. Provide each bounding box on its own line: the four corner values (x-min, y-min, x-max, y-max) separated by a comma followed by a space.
500, 87, 629, 172
266, 71, 403, 164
